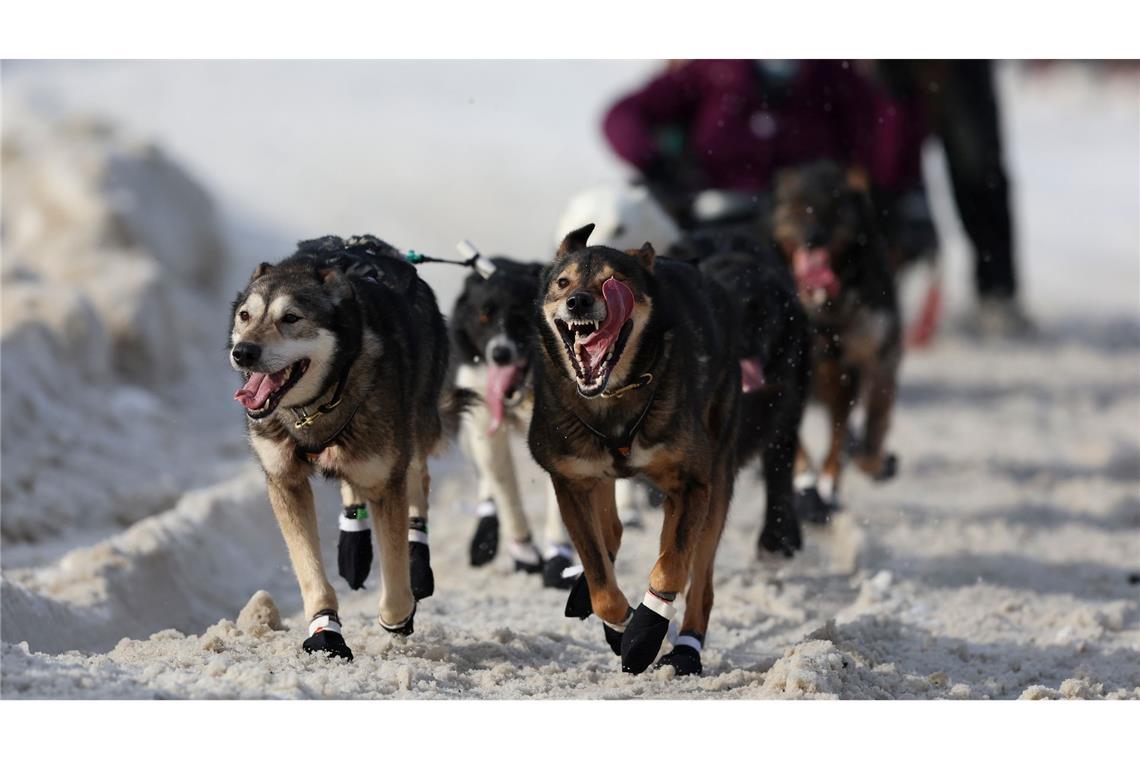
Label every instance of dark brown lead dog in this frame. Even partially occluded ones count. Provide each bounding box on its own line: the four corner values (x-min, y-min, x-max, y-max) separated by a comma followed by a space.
772, 162, 903, 519
528, 224, 740, 676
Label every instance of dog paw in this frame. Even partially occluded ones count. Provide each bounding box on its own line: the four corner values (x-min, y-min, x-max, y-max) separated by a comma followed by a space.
302, 629, 354, 661
656, 645, 702, 676
509, 540, 543, 575
877, 452, 899, 481
542, 550, 579, 590
337, 507, 372, 590
793, 485, 839, 525
758, 505, 803, 558
469, 512, 499, 567
855, 451, 898, 482
563, 572, 593, 619
409, 542, 434, 600
380, 604, 416, 637
603, 622, 624, 656
621, 595, 674, 674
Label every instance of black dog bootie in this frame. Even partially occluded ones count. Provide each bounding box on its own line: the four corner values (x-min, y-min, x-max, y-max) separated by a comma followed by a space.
469, 499, 500, 567
621, 590, 676, 674
409, 517, 434, 600
603, 607, 635, 656
542, 544, 579, 590
379, 602, 417, 637
337, 504, 373, 590
302, 609, 353, 661
656, 631, 704, 676
563, 571, 593, 619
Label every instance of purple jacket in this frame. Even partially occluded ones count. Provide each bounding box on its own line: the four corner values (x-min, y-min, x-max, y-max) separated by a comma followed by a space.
603, 60, 925, 193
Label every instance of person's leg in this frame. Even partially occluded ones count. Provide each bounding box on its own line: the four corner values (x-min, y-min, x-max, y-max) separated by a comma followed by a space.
935, 60, 1017, 299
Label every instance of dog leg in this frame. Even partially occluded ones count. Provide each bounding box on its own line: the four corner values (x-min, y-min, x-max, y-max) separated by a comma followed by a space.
552, 476, 632, 643
541, 478, 578, 589
266, 476, 350, 659
368, 478, 417, 636
405, 459, 434, 600
658, 463, 731, 676
337, 481, 373, 590
623, 477, 710, 674
460, 405, 539, 570
854, 354, 900, 481
614, 479, 644, 529
758, 435, 803, 557
816, 359, 857, 515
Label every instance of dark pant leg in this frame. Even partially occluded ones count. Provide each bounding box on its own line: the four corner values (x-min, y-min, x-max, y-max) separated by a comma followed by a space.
935, 61, 1018, 298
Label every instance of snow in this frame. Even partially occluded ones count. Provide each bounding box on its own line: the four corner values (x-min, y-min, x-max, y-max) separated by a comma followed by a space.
1, 62, 1138, 699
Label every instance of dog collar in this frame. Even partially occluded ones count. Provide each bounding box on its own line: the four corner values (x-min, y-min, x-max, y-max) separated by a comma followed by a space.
599, 372, 654, 399
294, 399, 362, 463
291, 363, 353, 430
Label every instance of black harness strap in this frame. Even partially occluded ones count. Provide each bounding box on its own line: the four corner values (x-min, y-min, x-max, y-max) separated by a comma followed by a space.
571, 380, 659, 461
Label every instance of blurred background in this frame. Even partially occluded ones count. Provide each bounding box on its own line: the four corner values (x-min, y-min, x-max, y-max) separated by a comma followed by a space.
2, 61, 1138, 699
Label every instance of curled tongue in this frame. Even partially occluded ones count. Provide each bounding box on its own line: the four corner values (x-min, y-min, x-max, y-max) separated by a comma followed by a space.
234, 368, 287, 410
793, 247, 840, 300
484, 363, 521, 434
579, 277, 634, 369
740, 357, 766, 393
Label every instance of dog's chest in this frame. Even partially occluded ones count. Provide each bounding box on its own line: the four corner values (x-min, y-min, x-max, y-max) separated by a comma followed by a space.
314, 447, 394, 486
557, 439, 667, 481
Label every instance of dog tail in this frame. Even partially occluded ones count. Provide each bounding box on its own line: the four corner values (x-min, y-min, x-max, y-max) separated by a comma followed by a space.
437, 387, 479, 443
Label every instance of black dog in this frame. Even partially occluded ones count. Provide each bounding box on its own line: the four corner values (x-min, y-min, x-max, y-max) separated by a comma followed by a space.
671, 225, 812, 557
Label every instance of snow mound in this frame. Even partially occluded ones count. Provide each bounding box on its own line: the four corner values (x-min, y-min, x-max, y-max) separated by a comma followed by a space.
1, 470, 274, 654
1, 107, 232, 545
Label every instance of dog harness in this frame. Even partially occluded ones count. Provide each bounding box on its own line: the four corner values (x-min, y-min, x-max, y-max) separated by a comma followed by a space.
570, 379, 658, 461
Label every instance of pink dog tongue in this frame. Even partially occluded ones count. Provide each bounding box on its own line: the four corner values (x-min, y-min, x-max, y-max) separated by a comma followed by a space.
793, 247, 840, 299
740, 357, 766, 393
580, 277, 634, 367
485, 363, 521, 434
234, 369, 286, 410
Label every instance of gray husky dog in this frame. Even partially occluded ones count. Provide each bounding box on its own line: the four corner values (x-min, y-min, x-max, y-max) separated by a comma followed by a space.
229, 235, 466, 660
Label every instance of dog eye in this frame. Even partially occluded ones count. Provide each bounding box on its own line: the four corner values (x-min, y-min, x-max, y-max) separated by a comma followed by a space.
556, 277, 570, 289
238, 310, 250, 323
282, 314, 301, 324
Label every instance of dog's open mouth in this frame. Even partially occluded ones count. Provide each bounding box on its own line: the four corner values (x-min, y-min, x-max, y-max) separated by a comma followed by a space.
234, 358, 310, 418
793, 246, 840, 306
554, 278, 635, 398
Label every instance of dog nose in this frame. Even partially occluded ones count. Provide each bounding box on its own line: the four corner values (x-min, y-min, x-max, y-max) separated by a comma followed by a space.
490, 345, 515, 366
231, 342, 261, 367
566, 291, 595, 316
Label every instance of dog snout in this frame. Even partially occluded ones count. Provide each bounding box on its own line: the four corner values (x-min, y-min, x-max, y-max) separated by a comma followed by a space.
231, 341, 262, 368
490, 344, 515, 366
565, 290, 596, 317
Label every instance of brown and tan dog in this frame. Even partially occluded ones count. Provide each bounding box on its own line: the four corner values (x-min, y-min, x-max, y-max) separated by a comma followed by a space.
771, 162, 902, 520
527, 224, 741, 676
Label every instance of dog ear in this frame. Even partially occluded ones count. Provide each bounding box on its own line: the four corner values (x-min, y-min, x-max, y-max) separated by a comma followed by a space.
626, 242, 655, 271
556, 223, 594, 259
319, 266, 355, 302
250, 262, 274, 282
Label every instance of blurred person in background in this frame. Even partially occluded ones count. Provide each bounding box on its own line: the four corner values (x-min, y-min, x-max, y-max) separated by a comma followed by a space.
876, 60, 1034, 338
602, 59, 935, 271
603, 59, 1032, 340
